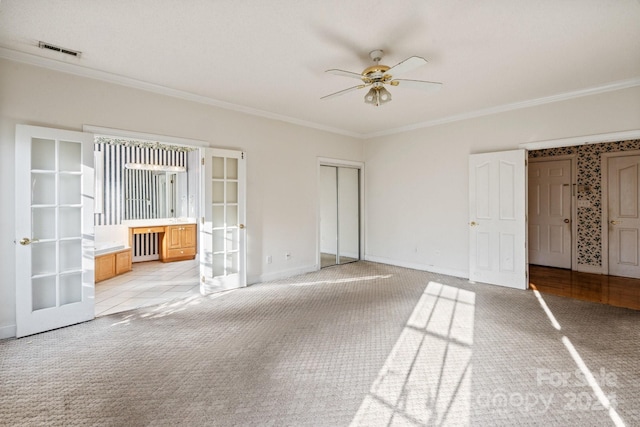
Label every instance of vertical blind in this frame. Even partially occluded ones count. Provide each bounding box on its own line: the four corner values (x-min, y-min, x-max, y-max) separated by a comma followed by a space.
94, 142, 187, 226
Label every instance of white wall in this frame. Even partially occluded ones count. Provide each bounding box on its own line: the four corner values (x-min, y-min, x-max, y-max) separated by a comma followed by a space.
364, 86, 640, 277
0, 59, 364, 338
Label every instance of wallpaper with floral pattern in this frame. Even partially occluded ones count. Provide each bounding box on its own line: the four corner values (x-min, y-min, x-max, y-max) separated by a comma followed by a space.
529, 139, 640, 267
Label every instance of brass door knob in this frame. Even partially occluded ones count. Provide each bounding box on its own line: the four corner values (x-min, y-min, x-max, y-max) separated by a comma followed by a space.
239, 224, 245, 229
470, 221, 479, 227
610, 220, 620, 225
19, 237, 39, 245
564, 218, 570, 224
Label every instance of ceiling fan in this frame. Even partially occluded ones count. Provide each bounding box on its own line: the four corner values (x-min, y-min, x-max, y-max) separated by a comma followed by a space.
321, 49, 442, 106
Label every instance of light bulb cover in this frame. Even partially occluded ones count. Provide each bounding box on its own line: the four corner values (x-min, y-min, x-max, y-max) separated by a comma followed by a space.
364, 86, 392, 106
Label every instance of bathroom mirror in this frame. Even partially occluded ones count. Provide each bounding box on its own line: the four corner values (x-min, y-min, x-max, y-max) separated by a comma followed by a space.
123, 166, 186, 220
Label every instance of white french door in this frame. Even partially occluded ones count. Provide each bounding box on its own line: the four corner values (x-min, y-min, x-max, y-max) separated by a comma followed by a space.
528, 159, 572, 268
607, 155, 640, 278
15, 125, 95, 337
469, 150, 528, 289
200, 148, 247, 293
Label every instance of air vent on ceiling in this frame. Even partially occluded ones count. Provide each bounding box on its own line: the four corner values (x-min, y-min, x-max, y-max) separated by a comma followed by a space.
38, 41, 82, 58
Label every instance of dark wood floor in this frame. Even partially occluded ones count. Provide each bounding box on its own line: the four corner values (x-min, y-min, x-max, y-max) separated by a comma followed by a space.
529, 265, 640, 310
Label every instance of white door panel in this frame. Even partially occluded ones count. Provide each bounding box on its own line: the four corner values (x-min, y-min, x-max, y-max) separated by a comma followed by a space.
608, 155, 640, 278
469, 150, 527, 289
528, 160, 572, 268
200, 148, 246, 293
15, 125, 95, 337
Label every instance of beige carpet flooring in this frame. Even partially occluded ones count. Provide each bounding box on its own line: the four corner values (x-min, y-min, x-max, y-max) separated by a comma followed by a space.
1, 261, 639, 426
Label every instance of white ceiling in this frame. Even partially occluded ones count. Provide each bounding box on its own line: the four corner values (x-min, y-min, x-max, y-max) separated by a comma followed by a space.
1, 0, 639, 138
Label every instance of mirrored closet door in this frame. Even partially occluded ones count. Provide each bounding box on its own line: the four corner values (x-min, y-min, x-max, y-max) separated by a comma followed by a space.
320, 165, 360, 268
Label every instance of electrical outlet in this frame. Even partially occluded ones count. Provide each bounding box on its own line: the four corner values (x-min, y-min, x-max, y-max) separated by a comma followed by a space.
266, 255, 272, 264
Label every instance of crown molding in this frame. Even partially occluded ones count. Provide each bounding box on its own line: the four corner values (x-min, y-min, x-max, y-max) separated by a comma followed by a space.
2, 46, 638, 141
362, 77, 640, 139
520, 129, 640, 151
0, 46, 361, 139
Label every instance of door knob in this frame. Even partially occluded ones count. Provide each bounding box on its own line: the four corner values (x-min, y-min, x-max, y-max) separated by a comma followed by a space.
239, 224, 245, 229
19, 237, 39, 246
564, 218, 570, 224
610, 220, 620, 225
469, 221, 479, 227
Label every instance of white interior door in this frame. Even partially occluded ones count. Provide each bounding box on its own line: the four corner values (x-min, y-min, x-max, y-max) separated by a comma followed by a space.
528, 159, 572, 268
15, 125, 95, 338
469, 150, 528, 289
608, 155, 640, 278
200, 148, 246, 293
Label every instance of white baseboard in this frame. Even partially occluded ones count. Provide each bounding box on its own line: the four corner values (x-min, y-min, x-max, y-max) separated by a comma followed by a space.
249, 264, 319, 285
576, 264, 604, 274
364, 255, 468, 279
0, 324, 16, 340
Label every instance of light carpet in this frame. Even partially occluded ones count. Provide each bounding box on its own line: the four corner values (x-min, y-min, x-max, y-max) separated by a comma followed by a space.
1, 261, 639, 426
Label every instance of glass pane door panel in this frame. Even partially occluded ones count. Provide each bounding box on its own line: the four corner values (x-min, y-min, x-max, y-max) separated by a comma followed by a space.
212, 254, 224, 277
59, 207, 81, 238
212, 181, 224, 203
32, 208, 56, 240
58, 141, 81, 172
31, 138, 55, 170
60, 273, 82, 305
227, 229, 238, 251
212, 206, 225, 228
226, 205, 238, 226
227, 253, 239, 275
32, 242, 56, 275
59, 175, 81, 204
212, 230, 225, 253
212, 156, 225, 179
32, 276, 57, 311
59, 240, 82, 272
226, 158, 238, 179
226, 182, 238, 203
32, 174, 55, 205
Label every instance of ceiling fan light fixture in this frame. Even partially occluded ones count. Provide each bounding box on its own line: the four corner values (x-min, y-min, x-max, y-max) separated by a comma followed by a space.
364, 87, 392, 107
378, 87, 392, 103
364, 87, 377, 104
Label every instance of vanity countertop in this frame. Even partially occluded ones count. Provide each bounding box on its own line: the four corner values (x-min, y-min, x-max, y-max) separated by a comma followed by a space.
122, 218, 197, 228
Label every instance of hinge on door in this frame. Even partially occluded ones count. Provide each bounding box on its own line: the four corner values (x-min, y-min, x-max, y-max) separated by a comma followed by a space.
525, 159, 528, 166
201, 276, 205, 283
201, 217, 204, 224
242, 152, 245, 160
202, 157, 205, 166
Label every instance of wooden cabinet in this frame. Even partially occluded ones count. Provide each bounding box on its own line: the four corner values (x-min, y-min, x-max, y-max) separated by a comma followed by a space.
95, 248, 132, 283
115, 250, 132, 274
162, 224, 197, 262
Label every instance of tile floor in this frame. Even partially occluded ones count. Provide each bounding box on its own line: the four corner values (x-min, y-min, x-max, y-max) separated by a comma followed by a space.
95, 259, 200, 316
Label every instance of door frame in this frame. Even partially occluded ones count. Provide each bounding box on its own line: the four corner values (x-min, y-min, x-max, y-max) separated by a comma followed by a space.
528, 155, 578, 271
316, 157, 365, 269
601, 149, 640, 275
521, 129, 640, 276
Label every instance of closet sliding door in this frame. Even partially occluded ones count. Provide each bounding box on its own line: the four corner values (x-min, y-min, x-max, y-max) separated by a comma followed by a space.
320, 165, 360, 268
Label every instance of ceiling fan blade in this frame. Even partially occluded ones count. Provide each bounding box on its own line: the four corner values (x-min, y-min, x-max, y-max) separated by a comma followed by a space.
390, 79, 442, 92
321, 84, 367, 100
384, 56, 428, 79
325, 69, 363, 79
